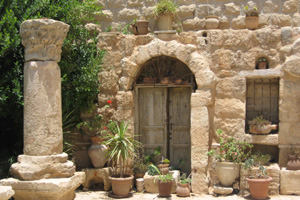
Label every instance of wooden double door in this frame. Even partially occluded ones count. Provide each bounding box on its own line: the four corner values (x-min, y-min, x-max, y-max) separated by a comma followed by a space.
138, 87, 191, 174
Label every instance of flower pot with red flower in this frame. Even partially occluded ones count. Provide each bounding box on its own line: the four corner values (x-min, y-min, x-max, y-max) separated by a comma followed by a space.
77, 100, 113, 168
207, 129, 253, 186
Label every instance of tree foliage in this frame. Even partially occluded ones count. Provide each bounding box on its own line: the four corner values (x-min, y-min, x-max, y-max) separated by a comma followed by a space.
0, 0, 103, 164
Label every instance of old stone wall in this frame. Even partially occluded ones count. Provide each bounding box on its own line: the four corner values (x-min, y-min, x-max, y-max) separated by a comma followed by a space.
95, 0, 300, 32
97, 26, 300, 193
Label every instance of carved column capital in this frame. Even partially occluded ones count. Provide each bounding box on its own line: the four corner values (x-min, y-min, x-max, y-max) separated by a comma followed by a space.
20, 19, 69, 62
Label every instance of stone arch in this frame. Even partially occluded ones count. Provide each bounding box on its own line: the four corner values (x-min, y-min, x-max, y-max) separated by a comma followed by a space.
120, 39, 215, 91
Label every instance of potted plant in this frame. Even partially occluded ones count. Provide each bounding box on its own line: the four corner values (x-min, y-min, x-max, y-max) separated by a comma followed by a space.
248, 115, 277, 134
149, 164, 174, 197
157, 158, 170, 175
176, 173, 191, 197
133, 151, 149, 179
207, 129, 252, 186
243, 153, 272, 200
256, 57, 268, 69
286, 147, 300, 170
76, 100, 113, 168
205, 13, 219, 30
131, 17, 149, 35
244, 5, 259, 30
154, 0, 178, 31
103, 121, 141, 197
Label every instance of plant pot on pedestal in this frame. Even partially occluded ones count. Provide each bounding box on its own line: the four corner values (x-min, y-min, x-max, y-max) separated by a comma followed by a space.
215, 162, 240, 186
88, 136, 107, 168
157, 13, 173, 31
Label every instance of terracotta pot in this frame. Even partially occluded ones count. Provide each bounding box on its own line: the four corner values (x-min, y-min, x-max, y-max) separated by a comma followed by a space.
205, 15, 219, 29
109, 175, 134, 197
158, 164, 170, 175
245, 16, 259, 30
158, 181, 172, 197
143, 77, 156, 84
287, 155, 300, 170
246, 177, 272, 199
157, 13, 173, 31
88, 137, 107, 168
160, 77, 170, 84
215, 162, 240, 187
132, 20, 149, 35
249, 124, 277, 135
258, 62, 267, 69
176, 183, 190, 197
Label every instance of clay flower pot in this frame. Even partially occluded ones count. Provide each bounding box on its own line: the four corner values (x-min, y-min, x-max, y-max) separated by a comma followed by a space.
109, 175, 134, 197
158, 164, 170, 175
249, 124, 277, 135
158, 181, 172, 197
176, 183, 190, 197
157, 13, 173, 31
246, 177, 272, 199
88, 137, 107, 168
215, 162, 240, 186
132, 20, 149, 35
245, 16, 259, 30
143, 77, 156, 84
205, 15, 219, 29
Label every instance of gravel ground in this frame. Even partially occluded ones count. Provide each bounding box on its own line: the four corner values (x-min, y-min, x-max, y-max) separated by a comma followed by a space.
75, 190, 300, 200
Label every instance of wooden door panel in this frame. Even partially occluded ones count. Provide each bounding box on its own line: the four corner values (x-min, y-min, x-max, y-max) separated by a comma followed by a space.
169, 88, 191, 174
139, 88, 168, 158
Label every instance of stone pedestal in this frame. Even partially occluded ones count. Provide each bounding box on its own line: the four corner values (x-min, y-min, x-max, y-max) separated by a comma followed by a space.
0, 172, 85, 200
280, 168, 300, 195
213, 184, 233, 195
0, 186, 15, 200
81, 168, 111, 191
144, 170, 180, 194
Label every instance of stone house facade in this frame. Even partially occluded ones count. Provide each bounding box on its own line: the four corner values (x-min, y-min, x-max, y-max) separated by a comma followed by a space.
94, 0, 300, 194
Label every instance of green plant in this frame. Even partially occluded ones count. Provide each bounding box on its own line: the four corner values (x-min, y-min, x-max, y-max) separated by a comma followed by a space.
103, 121, 141, 178
248, 116, 271, 127
250, 151, 271, 166
244, 5, 259, 17
149, 164, 173, 183
244, 158, 269, 179
180, 173, 191, 184
154, 0, 178, 18
162, 158, 170, 164
133, 150, 149, 174
148, 164, 160, 176
145, 146, 162, 165
207, 129, 253, 163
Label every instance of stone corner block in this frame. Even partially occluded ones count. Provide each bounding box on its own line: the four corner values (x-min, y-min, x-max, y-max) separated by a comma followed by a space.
0, 172, 85, 200
280, 169, 300, 195
0, 186, 15, 200
191, 90, 212, 107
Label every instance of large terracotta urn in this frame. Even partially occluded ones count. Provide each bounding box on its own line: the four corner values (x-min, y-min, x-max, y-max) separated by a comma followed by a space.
215, 162, 240, 186
88, 136, 107, 168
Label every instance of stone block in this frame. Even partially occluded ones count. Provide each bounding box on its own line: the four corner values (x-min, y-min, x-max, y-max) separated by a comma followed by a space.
117, 8, 140, 21
207, 30, 223, 46
215, 98, 245, 119
197, 5, 221, 17
224, 3, 240, 16
99, 70, 120, 93
0, 186, 14, 200
107, 0, 125, 8
231, 16, 246, 29
244, 134, 279, 146
141, 6, 155, 20
263, 0, 279, 13
191, 106, 209, 127
293, 13, 300, 27
191, 90, 212, 107
219, 16, 230, 29
116, 91, 133, 108
216, 77, 246, 100
292, 38, 300, 55
213, 184, 233, 195
94, 10, 113, 22
214, 118, 245, 141
81, 168, 111, 191
191, 148, 208, 172
178, 4, 195, 19
191, 172, 208, 194
281, 27, 293, 45
127, 0, 143, 7
178, 32, 197, 45
144, 171, 180, 194
280, 169, 300, 195
0, 172, 85, 200
182, 17, 205, 31
282, 0, 297, 13
240, 164, 280, 196
10, 153, 75, 181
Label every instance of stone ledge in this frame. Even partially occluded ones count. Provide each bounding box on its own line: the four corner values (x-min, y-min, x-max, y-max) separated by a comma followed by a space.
280, 168, 300, 195
0, 172, 85, 200
239, 68, 282, 78
0, 186, 15, 200
244, 134, 279, 146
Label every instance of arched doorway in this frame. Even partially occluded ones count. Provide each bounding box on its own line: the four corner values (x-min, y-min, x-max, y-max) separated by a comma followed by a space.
134, 56, 196, 175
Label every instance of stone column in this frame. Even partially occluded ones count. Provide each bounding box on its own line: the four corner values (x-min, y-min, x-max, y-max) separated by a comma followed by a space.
9, 19, 75, 180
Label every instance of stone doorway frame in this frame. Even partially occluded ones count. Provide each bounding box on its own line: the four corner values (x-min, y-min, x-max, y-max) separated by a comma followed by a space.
121, 39, 215, 193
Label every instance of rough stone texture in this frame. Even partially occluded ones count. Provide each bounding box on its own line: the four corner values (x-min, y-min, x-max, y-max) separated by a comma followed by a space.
280, 169, 300, 195
81, 168, 111, 191
23, 61, 63, 156
0, 172, 85, 200
240, 164, 280, 196
0, 186, 14, 200
178, 5, 195, 19
94, 10, 113, 22
20, 19, 69, 62
10, 153, 75, 181
213, 184, 233, 195
224, 3, 240, 16
144, 171, 180, 194
117, 8, 140, 20
244, 134, 279, 146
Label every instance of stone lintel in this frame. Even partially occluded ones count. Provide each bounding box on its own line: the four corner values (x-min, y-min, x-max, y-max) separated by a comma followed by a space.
244, 134, 279, 146
10, 153, 75, 181
0, 186, 15, 200
0, 172, 85, 200
239, 68, 282, 78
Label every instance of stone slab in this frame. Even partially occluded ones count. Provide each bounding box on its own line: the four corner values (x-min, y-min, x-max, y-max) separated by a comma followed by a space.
280, 168, 300, 195
244, 134, 279, 146
0, 186, 14, 200
144, 170, 180, 194
81, 168, 111, 191
10, 153, 75, 180
213, 184, 233, 195
0, 172, 85, 200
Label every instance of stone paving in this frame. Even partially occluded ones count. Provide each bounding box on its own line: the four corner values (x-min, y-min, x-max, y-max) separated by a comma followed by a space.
75, 190, 300, 200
